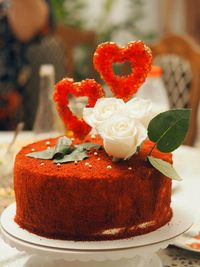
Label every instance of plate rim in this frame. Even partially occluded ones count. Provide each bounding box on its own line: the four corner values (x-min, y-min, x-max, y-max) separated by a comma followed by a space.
0, 202, 193, 252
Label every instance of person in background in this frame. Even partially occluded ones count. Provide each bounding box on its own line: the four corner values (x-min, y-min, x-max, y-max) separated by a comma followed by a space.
0, 0, 65, 130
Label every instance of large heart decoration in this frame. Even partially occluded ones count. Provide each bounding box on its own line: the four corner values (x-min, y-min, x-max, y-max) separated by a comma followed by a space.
54, 78, 105, 139
93, 41, 152, 101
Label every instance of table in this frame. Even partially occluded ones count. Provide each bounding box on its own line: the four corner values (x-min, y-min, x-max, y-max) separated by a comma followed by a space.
158, 145, 200, 266
0, 132, 200, 266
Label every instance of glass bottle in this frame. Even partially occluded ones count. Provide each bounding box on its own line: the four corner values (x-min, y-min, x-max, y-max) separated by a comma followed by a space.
33, 64, 63, 137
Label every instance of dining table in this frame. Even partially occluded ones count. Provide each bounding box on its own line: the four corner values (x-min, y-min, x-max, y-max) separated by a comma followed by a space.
0, 131, 200, 267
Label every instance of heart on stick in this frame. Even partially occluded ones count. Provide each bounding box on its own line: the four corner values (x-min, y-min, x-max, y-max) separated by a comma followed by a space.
93, 41, 152, 101
54, 78, 105, 139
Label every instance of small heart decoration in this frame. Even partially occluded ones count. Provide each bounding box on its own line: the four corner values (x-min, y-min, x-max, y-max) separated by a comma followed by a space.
54, 78, 105, 139
93, 41, 152, 101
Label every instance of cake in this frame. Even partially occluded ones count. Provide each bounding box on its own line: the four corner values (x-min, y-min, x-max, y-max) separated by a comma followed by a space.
14, 40, 189, 241
14, 137, 172, 241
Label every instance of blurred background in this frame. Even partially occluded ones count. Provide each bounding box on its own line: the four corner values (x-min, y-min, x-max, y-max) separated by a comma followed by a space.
0, 0, 200, 147
50, 0, 188, 80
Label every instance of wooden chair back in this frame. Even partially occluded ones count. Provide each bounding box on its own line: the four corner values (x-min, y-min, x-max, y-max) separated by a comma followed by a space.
53, 24, 97, 78
150, 33, 200, 146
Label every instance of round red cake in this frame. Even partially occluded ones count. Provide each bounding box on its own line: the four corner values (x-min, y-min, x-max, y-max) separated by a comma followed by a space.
14, 137, 172, 241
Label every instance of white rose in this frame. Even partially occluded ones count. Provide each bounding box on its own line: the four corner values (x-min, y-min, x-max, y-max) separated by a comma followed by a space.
98, 114, 147, 159
125, 98, 152, 128
83, 98, 125, 130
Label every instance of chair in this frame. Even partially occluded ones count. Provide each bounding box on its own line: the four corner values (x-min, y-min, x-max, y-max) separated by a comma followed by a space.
150, 33, 200, 146
53, 24, 97, 79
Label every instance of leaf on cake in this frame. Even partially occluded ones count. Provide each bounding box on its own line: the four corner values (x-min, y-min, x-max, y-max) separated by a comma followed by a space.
54, 142, 101, 163
26, 148, 55, 160
148, 109, 190, 152
75, 142, 101, 151
54, 149, 89, 163
26, 136, 72, 160
26, 137, 100, 164
54, 136, 72, 157
148, 156, 182, 181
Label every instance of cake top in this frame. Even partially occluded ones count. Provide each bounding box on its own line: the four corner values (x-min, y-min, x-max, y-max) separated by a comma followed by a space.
28, 40, 190, 181
20, 137, 172, 180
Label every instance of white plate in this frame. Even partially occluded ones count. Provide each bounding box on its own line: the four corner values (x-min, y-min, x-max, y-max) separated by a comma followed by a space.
0, 203, 193, 252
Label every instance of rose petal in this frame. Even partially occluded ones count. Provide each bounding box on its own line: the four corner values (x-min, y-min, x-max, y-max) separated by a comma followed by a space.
125, 97, 152, 128
103, 138, 137, 159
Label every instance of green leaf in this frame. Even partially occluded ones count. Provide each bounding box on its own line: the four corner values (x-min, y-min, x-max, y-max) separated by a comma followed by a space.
53, 136, 72, 158
148, 109, 190, 152
26, 148, 55, 160
26, 138, 100, 164
26, 137, 72, 160
75, 142, 101, 151
148, 156, 182, 181
54, 149, 88, 163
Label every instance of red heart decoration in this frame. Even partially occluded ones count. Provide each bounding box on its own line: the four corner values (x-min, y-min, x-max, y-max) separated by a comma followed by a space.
93, 41, 152, 101
54, 78, 105, 139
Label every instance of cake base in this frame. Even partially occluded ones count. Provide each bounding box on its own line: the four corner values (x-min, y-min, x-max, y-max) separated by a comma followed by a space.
0, 203, 193, 267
